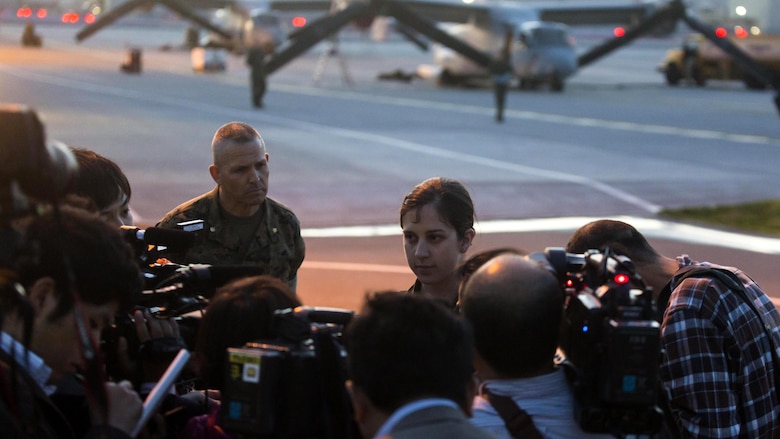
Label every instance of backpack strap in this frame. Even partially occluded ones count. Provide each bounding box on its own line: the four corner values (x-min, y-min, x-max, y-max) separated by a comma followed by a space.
483, 389, 544, 439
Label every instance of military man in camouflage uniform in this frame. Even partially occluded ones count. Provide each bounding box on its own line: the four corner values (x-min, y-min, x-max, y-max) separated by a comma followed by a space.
156, 122, 305, 289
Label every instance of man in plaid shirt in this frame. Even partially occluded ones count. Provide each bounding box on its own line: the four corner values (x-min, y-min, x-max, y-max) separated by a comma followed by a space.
566, 219, 780, 439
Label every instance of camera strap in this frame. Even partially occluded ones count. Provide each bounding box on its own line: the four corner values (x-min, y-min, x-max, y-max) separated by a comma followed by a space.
483, 389, 544, 439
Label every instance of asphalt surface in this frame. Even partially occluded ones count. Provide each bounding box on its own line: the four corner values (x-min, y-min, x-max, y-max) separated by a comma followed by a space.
1, 20, 779, 310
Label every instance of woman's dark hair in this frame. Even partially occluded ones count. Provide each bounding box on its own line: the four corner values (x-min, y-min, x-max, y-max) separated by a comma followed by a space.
194, 275, 301, 390
70, 147, 132, 210
399, 177, 475, 240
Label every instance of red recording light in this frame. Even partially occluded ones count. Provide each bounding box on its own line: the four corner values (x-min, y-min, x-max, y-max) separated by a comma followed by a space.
715, 27, 728, 38
613, 27, 625, 38
291, 16, 306, 27
614, 273, 630, 285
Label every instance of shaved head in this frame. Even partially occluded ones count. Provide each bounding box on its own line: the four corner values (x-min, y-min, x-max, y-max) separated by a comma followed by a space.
211, 122, 266, 167
460, 254, 563, 377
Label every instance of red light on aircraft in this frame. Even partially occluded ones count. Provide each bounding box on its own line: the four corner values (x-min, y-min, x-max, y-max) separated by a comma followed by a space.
292, 16, 306, 27
61, 12, 79, 23
614, 273, 630, 285
84, 13, 95, 24
734, 26, 748, 38
17, 7, 32, 18
613, 27, 625, 38
715, 27, 728, 38
36, 8, 47, 18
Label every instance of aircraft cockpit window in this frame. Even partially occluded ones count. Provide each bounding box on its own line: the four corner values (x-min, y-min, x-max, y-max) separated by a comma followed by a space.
532, 28, 568, 45
253, 15, 280, 26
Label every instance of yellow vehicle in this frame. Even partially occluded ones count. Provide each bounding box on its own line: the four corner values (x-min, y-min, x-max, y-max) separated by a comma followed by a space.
659, 33, 780, 90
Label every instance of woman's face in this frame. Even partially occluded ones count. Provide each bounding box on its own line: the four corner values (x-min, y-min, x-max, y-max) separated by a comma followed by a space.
402, 203, 470, 286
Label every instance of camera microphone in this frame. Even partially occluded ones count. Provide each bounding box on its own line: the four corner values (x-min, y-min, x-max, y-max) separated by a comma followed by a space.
121, 226, 196, 252
175, 264, 269, 287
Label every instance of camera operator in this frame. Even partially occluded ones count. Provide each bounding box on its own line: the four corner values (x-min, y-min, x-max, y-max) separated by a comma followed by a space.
180, 274, 301, 438
459, 254, 613, 439
0, 206, 145, 439
343, 291, 494, 439
566, 219, 780, 438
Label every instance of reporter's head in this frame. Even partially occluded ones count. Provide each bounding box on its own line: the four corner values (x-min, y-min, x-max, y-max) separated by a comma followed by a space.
3, 206, 142, 383
193, 274, 301, 390
344, 291, 475, 435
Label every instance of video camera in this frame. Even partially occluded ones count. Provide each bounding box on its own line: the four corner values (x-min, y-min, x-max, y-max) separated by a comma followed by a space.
221, 306, 357, 439
0, 104, 78, 219
102, 261, 275, 379
0, 105, 79, 268
528, 247, 663, 436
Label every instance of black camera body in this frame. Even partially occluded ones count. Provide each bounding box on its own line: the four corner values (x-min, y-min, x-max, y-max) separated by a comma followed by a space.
221, 306, 356, 439
529, 247, 663, 436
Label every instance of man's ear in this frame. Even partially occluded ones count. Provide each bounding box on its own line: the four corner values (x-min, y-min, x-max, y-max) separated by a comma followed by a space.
209, 164, 219, 184
27, 277, 57, 318
345, 380, 366, 423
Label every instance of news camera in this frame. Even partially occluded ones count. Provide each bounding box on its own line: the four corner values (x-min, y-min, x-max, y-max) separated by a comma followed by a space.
102, 261, 276, 382
0, 105, 79, 268
527, 247, 663, 437
220, 306, 357, 439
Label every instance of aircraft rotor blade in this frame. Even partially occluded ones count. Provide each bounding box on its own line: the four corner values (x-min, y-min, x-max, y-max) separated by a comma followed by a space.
265, 2, 374, 75
75, 0, 158, 42
577, 0, 684, 68
680, 13, 779, 93
158, 0, 235, 41
381, 0, 493, 69
395, 22, 428, 52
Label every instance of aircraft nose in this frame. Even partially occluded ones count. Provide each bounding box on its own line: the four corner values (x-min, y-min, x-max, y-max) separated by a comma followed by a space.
540, 48, 577, 78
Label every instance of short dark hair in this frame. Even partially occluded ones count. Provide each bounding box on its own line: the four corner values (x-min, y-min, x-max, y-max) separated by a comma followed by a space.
70, 147, 131, 210
194, 275, 301, 390
344, 291, 474, 412
461, 255, 562, 377
399, 177, 475, 240
565, 219, 659, 264
14, 206, 142, 321
212, 122, 264, 148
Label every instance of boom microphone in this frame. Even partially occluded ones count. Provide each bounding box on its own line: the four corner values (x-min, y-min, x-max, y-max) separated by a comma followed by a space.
121, 226, 196, 251
175, 264, 269, 288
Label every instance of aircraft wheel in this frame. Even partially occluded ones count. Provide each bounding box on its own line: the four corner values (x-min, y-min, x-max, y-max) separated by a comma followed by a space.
692, 66, 706, 87
550, 74, 564, 92
437, 69, 457, 87
665, 63, 681, 86
743, 74, 767, 90
518, 78, 530, 90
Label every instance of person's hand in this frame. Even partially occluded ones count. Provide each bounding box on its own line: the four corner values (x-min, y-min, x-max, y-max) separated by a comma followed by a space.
97, 380, 143, 436
133, 308, 180, 342
117, 309, 183, 383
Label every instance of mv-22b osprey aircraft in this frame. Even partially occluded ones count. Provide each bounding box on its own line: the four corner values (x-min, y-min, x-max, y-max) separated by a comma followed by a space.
76, 0, 780, 114
76, 0, 661, 92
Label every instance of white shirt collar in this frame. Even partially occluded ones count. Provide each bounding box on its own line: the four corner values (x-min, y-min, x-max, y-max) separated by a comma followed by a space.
1, 331, 56, 395
374, 398, 459, 438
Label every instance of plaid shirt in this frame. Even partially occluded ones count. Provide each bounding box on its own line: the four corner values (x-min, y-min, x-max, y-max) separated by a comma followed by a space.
660, 255, 780, 438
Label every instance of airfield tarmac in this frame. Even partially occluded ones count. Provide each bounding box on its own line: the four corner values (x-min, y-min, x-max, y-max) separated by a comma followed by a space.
1, 20, 779, 310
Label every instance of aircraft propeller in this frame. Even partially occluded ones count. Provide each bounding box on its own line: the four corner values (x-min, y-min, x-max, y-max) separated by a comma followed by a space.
576, 0, 780, 116
75, 0, 235, 43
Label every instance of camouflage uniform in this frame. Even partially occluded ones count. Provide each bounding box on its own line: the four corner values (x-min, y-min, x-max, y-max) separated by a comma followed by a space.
156, 187, 305, 284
